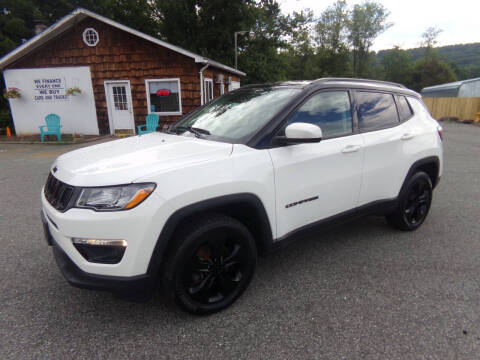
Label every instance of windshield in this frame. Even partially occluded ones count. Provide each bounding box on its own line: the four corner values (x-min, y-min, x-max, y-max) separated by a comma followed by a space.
170, 87, 300, 143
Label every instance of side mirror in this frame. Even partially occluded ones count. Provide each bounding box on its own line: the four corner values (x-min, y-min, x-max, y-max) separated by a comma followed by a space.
276, 123, 322, 145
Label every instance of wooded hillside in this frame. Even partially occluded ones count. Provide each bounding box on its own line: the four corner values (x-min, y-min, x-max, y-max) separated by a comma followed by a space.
377, 43, 480, 80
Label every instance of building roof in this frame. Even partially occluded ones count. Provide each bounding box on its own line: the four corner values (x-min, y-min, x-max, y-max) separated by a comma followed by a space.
0, 8, 245, 76
421, 77, 480, 95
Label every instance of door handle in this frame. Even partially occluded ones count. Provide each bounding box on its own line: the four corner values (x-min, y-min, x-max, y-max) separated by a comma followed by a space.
401, 133, 414, 140
342, 145, 361, 154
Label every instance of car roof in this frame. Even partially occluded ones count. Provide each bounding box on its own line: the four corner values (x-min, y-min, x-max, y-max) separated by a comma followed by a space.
240, 78, 420, 97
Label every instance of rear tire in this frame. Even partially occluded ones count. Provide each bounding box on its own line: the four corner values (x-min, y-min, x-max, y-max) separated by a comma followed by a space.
386, 172, 433, 231
162, 213, 257, 315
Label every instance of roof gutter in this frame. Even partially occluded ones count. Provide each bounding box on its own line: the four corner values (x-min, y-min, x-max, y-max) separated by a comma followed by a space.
199, 62, 210, 106
194, 57, 245, 77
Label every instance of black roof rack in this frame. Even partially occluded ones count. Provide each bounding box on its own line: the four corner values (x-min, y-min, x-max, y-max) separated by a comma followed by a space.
316, 77, 406, 89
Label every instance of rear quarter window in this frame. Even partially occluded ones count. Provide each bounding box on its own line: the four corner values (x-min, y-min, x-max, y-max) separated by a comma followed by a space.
407, 97, 432, 117
395, 95, 414, 121
357, 91, 399, 132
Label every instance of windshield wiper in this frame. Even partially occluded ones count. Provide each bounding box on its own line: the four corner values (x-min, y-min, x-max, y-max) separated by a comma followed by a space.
172, 126, 210, 138
190, 127, 210, 135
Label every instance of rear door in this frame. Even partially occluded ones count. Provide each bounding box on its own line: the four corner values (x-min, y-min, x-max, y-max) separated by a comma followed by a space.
356, 91, 413, 205
268, 90, 364, 239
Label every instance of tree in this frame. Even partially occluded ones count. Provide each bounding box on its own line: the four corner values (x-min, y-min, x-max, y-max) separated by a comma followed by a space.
409, 27, 456, 91
421, 26, 442, 49
0, 1, 37, 56
347, 1, 391, 76
279, 9, 321, 80
237, 0, 291, 83
153, 0, 254, 66
410, 57, 456, 91
316, 0, 348, 53
381, 46, 413, 85
315, 0, 351, 76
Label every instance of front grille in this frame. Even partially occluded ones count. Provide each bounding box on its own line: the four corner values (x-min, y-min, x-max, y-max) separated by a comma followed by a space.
44, 173, 75, 211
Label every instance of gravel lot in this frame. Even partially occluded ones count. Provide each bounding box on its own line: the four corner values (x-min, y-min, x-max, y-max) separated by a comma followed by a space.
0, 122, 479, 359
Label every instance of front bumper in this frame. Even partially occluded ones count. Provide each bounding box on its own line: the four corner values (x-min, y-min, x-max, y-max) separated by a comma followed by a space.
41, 187, 170, 277
42, 211, 155, 297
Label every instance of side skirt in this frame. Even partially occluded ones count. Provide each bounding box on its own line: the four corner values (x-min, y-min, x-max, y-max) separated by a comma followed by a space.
268, 198, 398, 253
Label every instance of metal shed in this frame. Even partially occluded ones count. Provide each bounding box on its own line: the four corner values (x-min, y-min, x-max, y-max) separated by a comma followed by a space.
421, 77, 480, 98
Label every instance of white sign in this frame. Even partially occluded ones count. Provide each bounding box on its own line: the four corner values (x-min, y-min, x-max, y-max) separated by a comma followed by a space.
4, 66, 99, 135
33, 77, 68, 101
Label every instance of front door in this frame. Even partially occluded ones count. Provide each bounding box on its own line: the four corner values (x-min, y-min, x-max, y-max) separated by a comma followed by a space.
105, 81, 135, 134
269, 90, 364, 239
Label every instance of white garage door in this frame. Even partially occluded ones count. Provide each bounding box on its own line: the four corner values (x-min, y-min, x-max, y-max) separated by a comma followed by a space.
4, 66, 99, 135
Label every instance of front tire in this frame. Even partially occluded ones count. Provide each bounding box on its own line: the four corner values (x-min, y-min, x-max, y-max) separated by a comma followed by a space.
386, 172, 433, 231
163, 214, 257, 315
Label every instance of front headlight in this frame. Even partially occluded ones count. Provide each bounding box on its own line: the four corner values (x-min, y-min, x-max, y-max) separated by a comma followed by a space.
75, 183, 156, 211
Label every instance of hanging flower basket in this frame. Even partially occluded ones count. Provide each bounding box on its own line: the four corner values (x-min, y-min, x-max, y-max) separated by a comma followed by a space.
66, 87, 82, 96
3, 87, 21, 99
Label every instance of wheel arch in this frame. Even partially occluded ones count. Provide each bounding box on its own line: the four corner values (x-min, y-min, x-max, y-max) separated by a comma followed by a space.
146, 193, 274, 280
399, 156, 440, 197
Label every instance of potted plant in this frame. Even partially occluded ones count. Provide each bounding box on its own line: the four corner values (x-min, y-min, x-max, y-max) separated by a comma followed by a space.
66, 87, 82, 96
3, 87, 21, 99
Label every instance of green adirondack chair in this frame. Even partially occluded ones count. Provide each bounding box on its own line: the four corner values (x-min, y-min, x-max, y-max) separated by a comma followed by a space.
39, 114, 62, 142
137, 114, 160, 135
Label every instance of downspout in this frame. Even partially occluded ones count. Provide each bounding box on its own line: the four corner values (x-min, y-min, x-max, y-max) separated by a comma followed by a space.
199, 62, 209, 106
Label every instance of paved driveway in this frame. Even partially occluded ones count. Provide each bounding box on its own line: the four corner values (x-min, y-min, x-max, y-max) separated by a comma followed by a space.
0, 123, 479, 359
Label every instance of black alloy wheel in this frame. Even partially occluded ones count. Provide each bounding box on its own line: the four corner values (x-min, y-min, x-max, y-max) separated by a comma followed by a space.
403, 177, 431, 226
386, 171, 433, 231
163, 214, 257, 314
183, 232, 246, 305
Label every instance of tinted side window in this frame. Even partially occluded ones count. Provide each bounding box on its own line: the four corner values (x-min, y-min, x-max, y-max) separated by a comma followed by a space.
357, 92, 399, 132
395, 95, 413, 121
286, 91, 353, 138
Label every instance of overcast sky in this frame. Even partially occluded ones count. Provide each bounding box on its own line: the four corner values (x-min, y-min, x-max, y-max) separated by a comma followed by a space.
279, 0, 479, 51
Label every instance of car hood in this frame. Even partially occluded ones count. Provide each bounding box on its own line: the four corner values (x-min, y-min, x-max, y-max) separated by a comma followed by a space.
52, 132, 233, 186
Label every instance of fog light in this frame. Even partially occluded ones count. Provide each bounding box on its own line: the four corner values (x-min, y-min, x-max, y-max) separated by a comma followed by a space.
72, 238, 127, 264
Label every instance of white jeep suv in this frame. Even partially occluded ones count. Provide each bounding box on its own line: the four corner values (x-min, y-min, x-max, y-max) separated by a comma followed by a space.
41, 78, 443, 314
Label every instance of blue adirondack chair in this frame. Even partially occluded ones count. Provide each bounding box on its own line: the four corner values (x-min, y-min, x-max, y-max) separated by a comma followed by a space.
137, 114, 160, 135
39, 114, 62, 142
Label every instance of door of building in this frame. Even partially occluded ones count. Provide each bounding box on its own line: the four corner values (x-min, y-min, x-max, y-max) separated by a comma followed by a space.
105, 81, 135, 134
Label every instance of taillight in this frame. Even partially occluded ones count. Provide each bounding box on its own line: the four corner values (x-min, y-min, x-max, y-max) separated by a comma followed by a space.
437, 126, 443, 141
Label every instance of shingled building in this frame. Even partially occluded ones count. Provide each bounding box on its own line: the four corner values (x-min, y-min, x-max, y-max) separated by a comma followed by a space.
0, 8, 244, 136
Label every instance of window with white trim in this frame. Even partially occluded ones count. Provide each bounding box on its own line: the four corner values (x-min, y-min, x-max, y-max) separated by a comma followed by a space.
112, 86, 128, 110
145, 79, 182, 115
204, 78, 213, 103
82, 28, 99, 47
